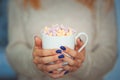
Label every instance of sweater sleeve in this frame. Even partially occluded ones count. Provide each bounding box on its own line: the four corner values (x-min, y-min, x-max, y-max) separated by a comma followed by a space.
71, 6, 117, 80
6, 1, 44, 78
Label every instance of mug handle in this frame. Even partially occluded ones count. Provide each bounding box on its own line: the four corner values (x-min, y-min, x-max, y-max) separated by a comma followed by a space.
75, 32, 88, 52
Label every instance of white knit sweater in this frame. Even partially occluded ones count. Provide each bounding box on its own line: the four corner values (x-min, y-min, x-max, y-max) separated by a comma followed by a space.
6, 0, 117, 80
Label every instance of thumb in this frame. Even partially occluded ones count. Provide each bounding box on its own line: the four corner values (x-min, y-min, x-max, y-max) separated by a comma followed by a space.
75, 38, 82, 50
34, 36, 42, 49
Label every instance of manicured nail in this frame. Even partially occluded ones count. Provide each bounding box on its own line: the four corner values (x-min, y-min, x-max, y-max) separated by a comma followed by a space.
48, 71, 53, 73
56, 49, 62, 53
62, 62, 68, 66
57, 68, 63, 71
64, 71, 69, 75
58, 54, 64, 59
60, 46, 66, 50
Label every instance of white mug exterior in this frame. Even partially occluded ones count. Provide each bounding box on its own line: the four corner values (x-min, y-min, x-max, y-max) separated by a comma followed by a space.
41, 32, 88, 52
42, 33, 76, 49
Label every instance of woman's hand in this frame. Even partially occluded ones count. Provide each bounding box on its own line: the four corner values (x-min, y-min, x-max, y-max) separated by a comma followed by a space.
61, 39, 85, 74
32, 36, 66, 79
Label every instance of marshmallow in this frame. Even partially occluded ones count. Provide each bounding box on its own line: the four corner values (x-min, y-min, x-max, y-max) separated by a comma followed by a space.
43, 24, 76, 36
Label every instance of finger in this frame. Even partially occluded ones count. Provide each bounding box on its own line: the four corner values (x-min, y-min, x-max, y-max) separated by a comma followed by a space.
78, 38, 83, 46
34, 49, 60, 57
63, 65, 72, 71
52, 70, 62, 74
34, 54, 64, 64
37, 62, 64, 72
63, 65, 77, 72
55, 60, 63, 64
63, 56, 78, 66
45, 63, 64, 71
60, 46, 77, 58
76, 48, 85, 60
75, 38, 84, 50
78, 51, 85, 63
47, 71, 65, 79
76, 38, 81, 46
75, 38, 81, 50
34, 36, 42, 49
33, 57, 39, 64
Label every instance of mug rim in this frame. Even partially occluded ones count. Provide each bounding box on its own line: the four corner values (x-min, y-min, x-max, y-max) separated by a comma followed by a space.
41, 32, 77, 38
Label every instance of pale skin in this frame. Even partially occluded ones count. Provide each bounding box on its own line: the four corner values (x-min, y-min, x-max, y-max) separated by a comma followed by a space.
33, 36, 85, 79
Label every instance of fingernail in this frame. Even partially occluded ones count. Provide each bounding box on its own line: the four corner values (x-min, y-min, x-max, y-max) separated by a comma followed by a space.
48, 71, 53, 73
62, 62, 68, 66
60, 46, 66, 50
64, 71, 69, 75
57, 68, 63, 71
58, 54, 64, 59
56, 49, 62, 53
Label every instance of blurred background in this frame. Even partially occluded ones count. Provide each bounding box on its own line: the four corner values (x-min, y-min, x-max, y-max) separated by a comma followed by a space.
0, 0, 120, 80
0, 0, 17, 80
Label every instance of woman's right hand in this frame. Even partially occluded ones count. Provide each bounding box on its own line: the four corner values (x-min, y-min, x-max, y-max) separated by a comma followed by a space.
32, 36, 66, 79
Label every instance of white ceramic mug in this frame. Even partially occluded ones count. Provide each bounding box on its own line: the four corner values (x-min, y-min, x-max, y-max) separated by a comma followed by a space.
41, 32, 88, 52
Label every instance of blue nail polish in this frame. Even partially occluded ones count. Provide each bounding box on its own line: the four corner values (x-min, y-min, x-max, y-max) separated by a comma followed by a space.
56, 50, 62, 53
64, 71, 69, 75
60, 46, 66, 50
58, 55, 64, 59
49, 71, 53, 73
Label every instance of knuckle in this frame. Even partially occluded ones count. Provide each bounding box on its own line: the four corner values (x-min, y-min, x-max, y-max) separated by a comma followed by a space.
77, 59, 82, 63
51, 76, 56, 79
54, 55, 59, 61
46, 57, 53, 63
39, 65, 47, 72
51, 49, 55, 53
76, 55, 80, 59
64, 66, 69, 70
73, 61, 77, 66
32, 52, 36, 58
65, 47, 70, 52
76, 59, 81, 67
39, 58, 44, 64
51, 49, 57, 55
46, 66, 51, 71
70, 60, 75, 66
37, 64, 42, 70
58, 63, 63, 67
32, 49, 37, 57
34, 57, 39, 62
70, 63, 74, 66
73, 51, 77, 57
33, 59, 38, 64
49, 55, 58, 63
49, 75, 57, 79
48, 65, 57, 71
39, 50, 43, 56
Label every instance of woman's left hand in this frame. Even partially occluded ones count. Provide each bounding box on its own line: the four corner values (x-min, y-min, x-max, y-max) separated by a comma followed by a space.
61, 39, 85, 74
